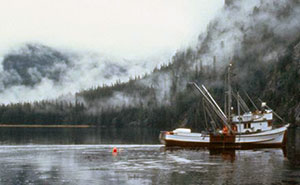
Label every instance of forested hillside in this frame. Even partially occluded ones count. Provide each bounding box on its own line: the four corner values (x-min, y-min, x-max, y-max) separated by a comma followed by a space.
0, 0, 299, 129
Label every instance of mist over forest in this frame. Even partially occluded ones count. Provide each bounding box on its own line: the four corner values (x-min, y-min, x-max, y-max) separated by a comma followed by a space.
0, 0, 299, 129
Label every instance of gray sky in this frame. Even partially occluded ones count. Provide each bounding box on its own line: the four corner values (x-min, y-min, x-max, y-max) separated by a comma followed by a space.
0, 0, 223, 60
0, 0, 224, 103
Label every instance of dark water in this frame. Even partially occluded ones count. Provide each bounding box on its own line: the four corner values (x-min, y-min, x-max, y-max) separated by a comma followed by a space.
0, 127, 160, 145
0, 127, 299, 185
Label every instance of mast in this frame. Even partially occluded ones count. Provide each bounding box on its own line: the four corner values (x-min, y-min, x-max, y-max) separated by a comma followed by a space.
227, 63, 232, 123
237, 91, 242, 136
224, 75, 227, 116
237, 92, 241, 123
237, 92, 240, 116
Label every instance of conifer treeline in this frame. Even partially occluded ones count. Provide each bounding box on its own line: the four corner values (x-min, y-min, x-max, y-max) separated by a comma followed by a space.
0, 40, 299, 128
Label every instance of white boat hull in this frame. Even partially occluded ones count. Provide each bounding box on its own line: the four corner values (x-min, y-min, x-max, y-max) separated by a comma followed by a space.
160, 124, 289, 149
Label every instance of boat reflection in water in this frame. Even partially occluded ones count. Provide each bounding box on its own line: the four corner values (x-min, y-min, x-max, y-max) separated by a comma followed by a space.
209, 149, 236, 162
163, 147, 237, 162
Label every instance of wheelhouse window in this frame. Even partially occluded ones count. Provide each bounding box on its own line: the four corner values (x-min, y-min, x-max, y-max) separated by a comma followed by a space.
244, 123, 251, 129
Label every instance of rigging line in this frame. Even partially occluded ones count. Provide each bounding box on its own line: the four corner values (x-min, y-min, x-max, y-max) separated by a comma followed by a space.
204, 105, 218, 131
238, 93, 251, 112
233, 92, 246, 113
224, 73, 227, 116
201, 85, 227, 119
237, 91, 250, 111
190, 83, 228, 124
205, 100, 223, 129
237, 92, 242, 140
258, 98, 286, 123
190, 82, 233, 133
232, 91, 248, 113
202, 98, 209, 131
227, 64, 232, 121
200, 85, 234, 132
243, 90, 258, 110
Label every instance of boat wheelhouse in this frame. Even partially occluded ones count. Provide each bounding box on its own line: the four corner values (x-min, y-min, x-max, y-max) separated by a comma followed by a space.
159, 64, 289, 149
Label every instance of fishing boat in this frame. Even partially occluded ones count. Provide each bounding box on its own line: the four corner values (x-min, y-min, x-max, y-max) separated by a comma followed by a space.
159, 64, 290, 149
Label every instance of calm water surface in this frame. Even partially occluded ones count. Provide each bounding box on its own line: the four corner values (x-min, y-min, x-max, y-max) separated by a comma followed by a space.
0, 127, 298, 185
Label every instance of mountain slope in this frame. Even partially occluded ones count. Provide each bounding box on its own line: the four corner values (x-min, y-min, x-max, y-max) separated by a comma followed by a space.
0, 0, 299, 127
